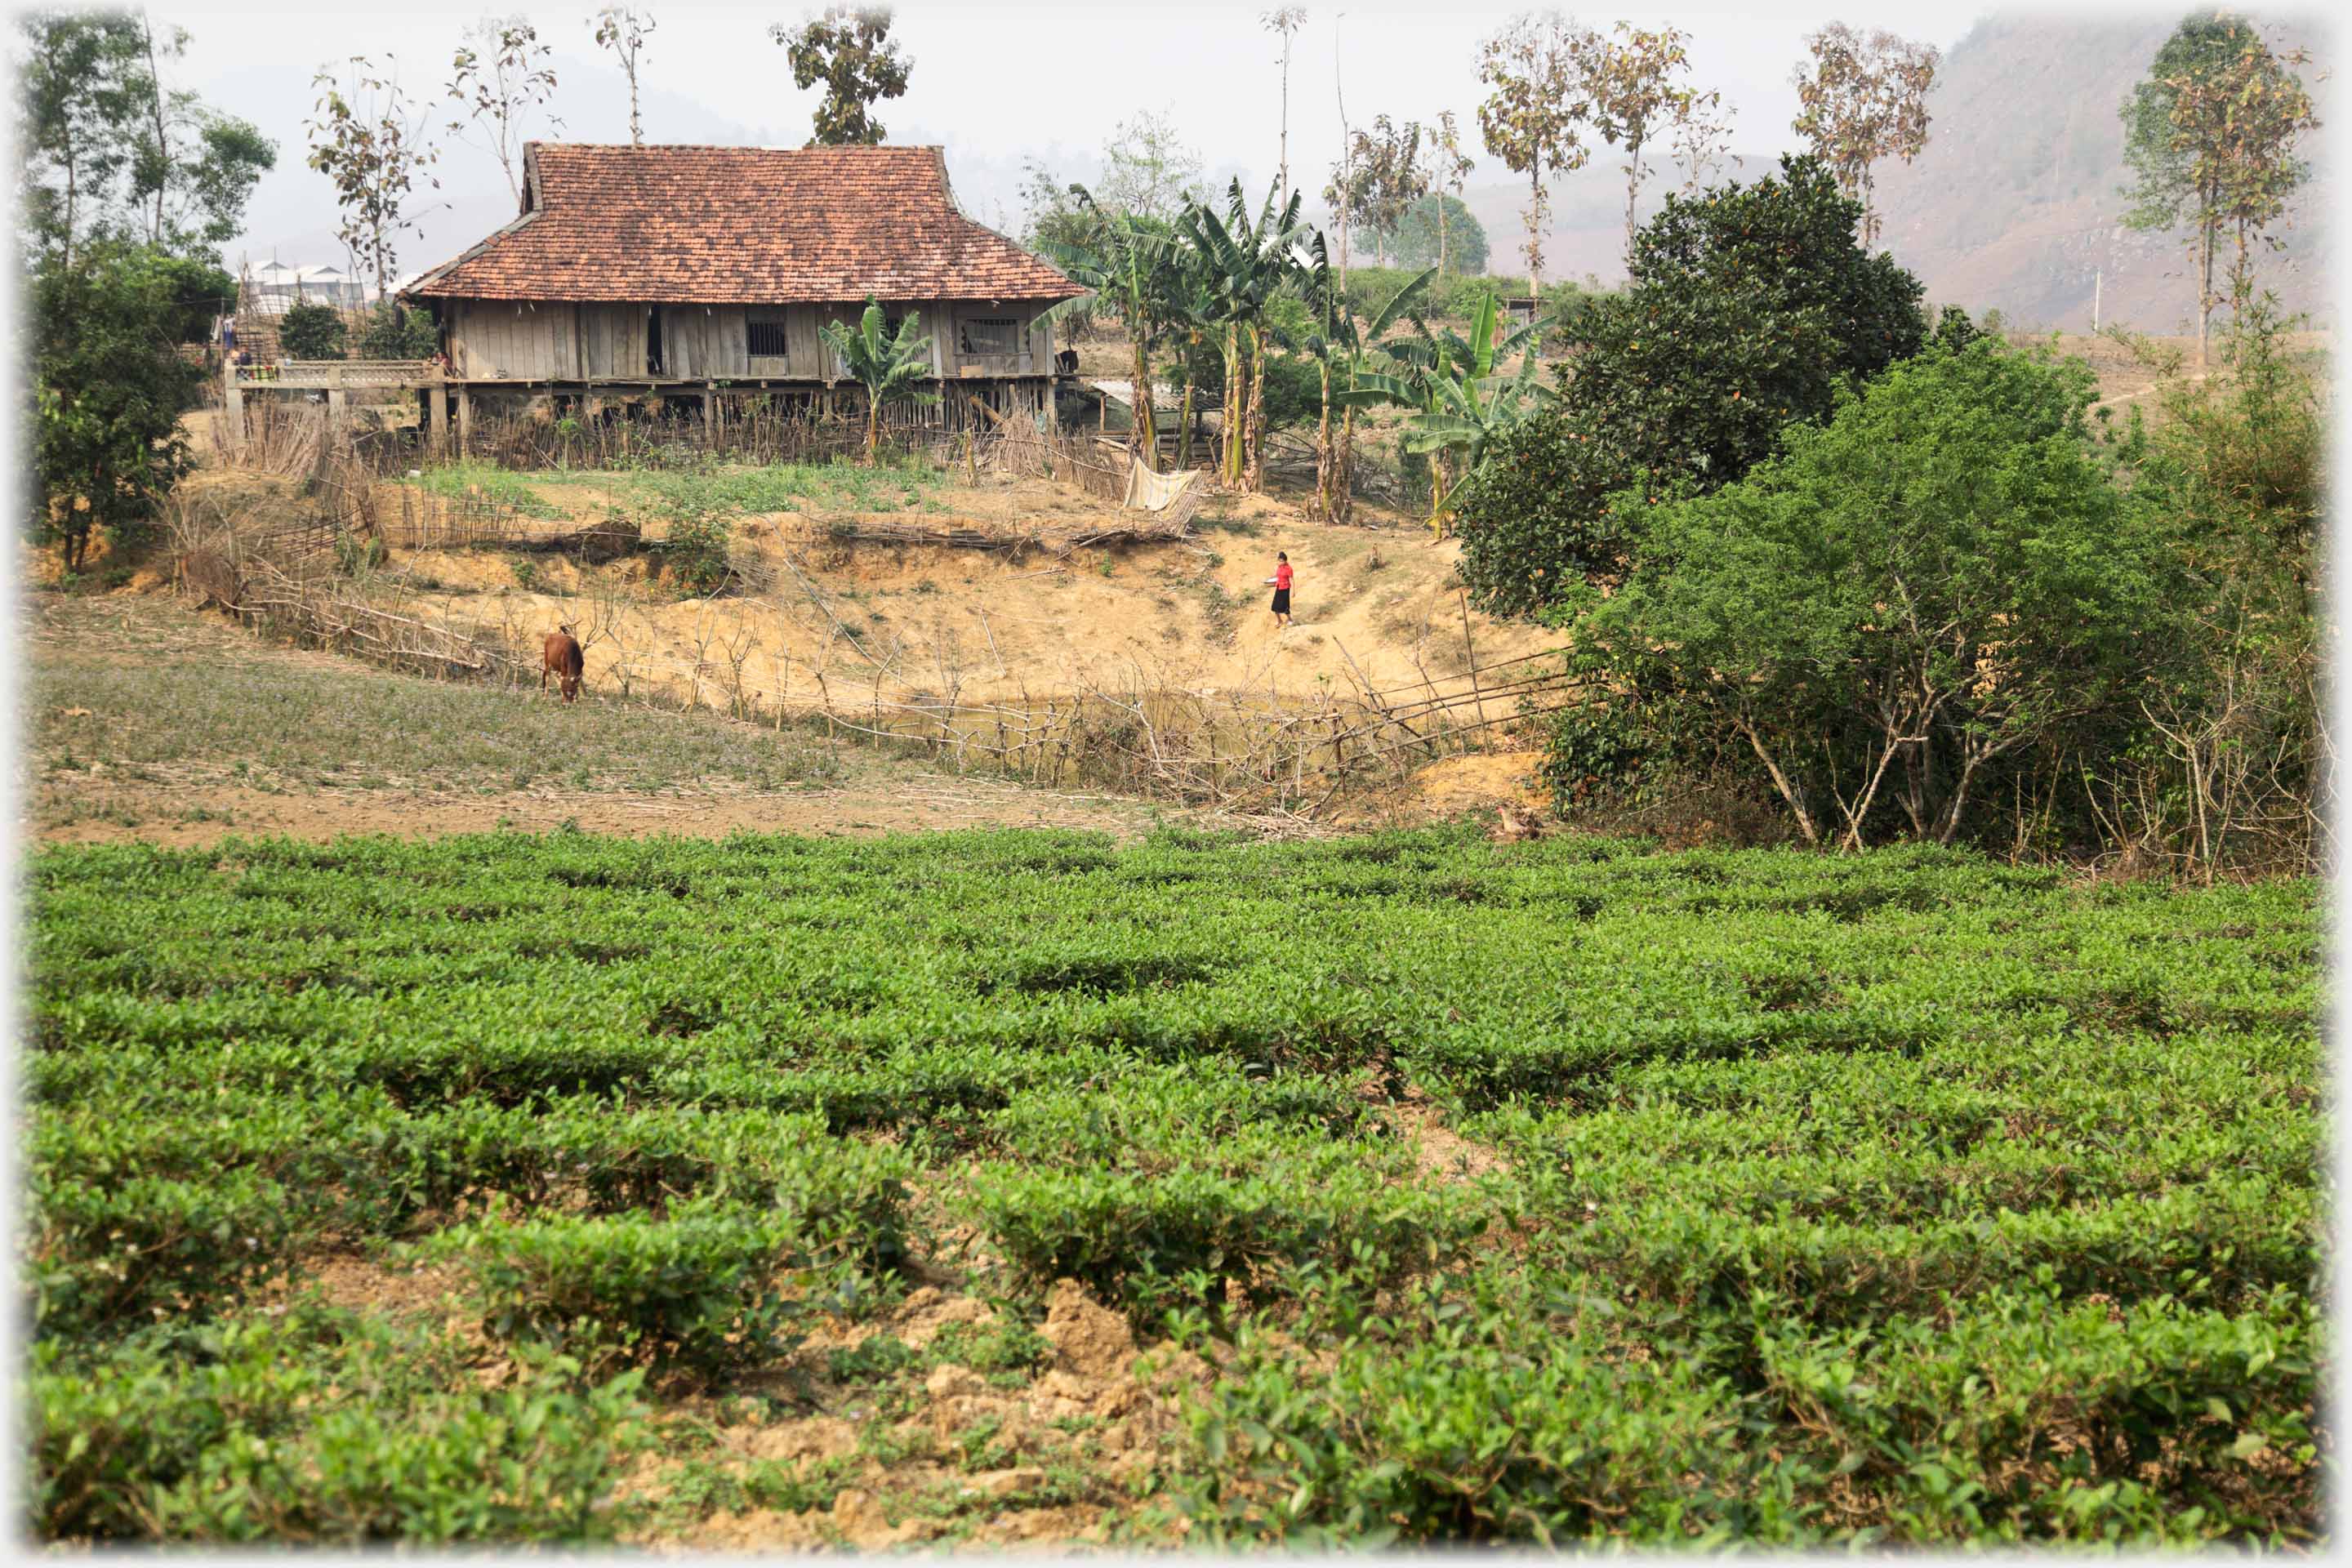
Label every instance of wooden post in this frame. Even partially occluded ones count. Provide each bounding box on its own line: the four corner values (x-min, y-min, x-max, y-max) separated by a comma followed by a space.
456, 386, 473, 455
223, 359, 244, 459
426, 373, 448, 452
701, 388, 715, 443
1459, 590, 1489, 742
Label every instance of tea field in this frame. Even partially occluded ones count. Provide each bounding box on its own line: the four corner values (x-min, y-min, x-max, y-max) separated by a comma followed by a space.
23, 825, 2325, 1547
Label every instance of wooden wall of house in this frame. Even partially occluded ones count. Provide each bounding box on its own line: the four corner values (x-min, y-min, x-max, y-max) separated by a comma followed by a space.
449, 299, 575, 380
580, 304, 646, 377
662, 305, 749, 379
445, 296, 1065, 382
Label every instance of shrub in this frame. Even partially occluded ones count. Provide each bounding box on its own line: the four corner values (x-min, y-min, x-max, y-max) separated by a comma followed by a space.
1175, 1296, 1766, 1546
1454, 155, 1927, 614
1554, 339, 2177, 850
29, 1304, 648, 1543
662, 514, 735, 598
416, 1199, 853, 1382
278, 301, 347, 360
29, 1169, 307, 1336
968, 1159, 1484, 1311
354, 302, 438, 360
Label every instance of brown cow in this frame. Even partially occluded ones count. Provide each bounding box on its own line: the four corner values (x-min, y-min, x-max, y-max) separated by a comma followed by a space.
542, 625, 584, 703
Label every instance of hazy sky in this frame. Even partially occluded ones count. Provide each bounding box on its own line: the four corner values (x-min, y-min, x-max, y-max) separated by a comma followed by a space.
131, 1, 2184, 279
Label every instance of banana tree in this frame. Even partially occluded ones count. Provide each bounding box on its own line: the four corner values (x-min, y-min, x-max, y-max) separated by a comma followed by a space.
1339, 287, 1552, 537
1038, 199, 1183, 472
1179, 178, 1305, 492
1302, 247, 1434, 521
817, 296, 941, 466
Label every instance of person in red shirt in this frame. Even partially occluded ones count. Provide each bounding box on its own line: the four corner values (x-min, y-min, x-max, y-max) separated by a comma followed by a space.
1267, 551, 1294, 628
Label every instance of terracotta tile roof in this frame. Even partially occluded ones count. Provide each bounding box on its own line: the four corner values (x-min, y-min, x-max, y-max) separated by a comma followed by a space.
406, 143, 1080, 305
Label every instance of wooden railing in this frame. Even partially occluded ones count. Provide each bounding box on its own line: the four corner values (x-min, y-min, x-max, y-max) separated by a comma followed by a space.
233, 359, 435, 389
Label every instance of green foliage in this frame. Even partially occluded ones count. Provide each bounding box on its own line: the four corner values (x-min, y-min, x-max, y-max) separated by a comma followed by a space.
30, 1303, 648, 1543
1557, 340, 2174, 850
24, 825, 2321, 1545
773, 5, 912, 147
416, 1194, 890, 1382
818, 296, 939, 461
30, 243, 207, 573
1383, 191, 1490, 274
354, 302, 439, 359
1454, 154, 1927, 614
661, 513, 736, 597
15, 11, 275, 264
279, 300, 349, 360
2118, 11, 2262, 234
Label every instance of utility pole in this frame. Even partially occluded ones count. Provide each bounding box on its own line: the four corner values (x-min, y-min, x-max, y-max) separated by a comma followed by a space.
2091, 268, 2102, 333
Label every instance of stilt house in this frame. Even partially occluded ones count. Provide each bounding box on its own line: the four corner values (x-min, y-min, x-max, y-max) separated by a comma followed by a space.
400, 142, 1084, 431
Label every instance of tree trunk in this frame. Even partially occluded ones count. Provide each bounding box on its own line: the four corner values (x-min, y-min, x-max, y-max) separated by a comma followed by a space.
1526, 164, 1544, 298
1335, 406, 1356, 525
1131, 334, 1157, 473
1438, 196, 1448, 279
2197, 217, 2215, 372
1178, 369, 1196, 470
1623, 138, 1639, 256
1738, 714, 1820, 846
1245, 323, 1267, 493
1316, 357, 1333, 519
1232, 324, 1251, 483
866, 395, 880, 466
144, 13, 168, 245
63, 137, 77, 270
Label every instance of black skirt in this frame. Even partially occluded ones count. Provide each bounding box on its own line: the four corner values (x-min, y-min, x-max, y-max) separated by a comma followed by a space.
1271, 588, 1291, 614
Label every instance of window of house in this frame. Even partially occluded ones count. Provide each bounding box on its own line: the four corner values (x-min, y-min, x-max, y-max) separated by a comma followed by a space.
746, 318, 790, 359
960, 317, 1020, 357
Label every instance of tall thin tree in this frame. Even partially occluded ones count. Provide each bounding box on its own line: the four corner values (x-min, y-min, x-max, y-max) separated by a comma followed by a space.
1263, 6, 1307, 194
1477, 10, 1590, 298
447, 16, 562, 204
1570, 20, 1699, 254
590, 5, 656, 146
1789, 22, 1939, 247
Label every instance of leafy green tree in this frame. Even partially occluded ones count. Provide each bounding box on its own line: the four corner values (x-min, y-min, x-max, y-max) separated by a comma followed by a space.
356, 302, 439, 359
1568, 20, 1702, 254
1096, 109, 1207, 224
16, 11, 274, 267
1014, 161, 1103, 345
1386, 193, 1488, 274
30, 243, 207, 574
1453, 155, 1926, 617
1178, 180, 1307, 490
2119, 12, 2318, 368
1339, 279, 1552, 536
1561, 340, 2174, 850
1330, 114, 1427, 266
818, 296, 938, 464
773, 5, 911, 147
280, 301, 349, 360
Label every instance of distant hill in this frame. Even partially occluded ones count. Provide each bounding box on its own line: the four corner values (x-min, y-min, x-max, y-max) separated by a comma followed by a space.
1873, 11, 2331, 332
1446, 11, 2332, 332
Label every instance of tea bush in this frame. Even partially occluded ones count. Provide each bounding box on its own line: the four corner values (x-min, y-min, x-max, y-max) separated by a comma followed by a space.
24, 824, 2319, 1545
